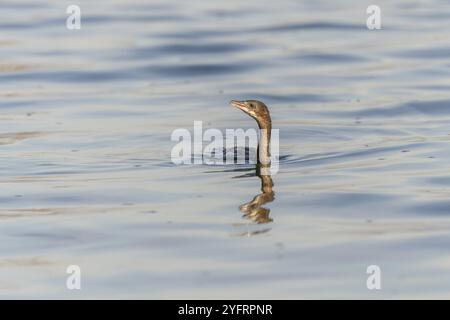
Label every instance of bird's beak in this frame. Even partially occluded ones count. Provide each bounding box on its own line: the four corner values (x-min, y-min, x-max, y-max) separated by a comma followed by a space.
230, 100, 247, 112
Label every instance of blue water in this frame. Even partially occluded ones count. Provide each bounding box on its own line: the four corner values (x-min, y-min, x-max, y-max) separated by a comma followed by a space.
1, 0, 450, 298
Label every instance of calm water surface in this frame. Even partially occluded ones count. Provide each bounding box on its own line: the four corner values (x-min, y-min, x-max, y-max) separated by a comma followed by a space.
2, 0, 450, 298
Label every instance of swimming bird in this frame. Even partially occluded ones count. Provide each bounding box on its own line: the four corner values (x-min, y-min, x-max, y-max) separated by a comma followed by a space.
230, 100, 275, 224
230, 100, 272, 168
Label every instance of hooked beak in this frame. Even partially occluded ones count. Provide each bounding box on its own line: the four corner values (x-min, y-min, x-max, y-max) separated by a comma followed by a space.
230, 100, 247, 112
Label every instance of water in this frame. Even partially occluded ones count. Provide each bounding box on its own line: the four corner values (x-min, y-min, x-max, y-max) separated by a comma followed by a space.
2, 0, 450, 298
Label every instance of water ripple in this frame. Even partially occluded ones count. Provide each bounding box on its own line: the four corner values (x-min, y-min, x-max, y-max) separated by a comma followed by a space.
257, 22, 364, 32
336, 100, 450, 118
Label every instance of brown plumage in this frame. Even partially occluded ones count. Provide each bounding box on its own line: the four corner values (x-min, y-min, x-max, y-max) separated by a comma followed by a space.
230, 99, 275, 224
230, 100, 272, 166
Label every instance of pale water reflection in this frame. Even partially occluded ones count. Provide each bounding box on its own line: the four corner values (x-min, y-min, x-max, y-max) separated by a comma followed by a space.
2, 0, 450, 298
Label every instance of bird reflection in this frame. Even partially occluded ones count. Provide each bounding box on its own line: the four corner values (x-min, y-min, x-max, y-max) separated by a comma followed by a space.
239, 166, 274, 224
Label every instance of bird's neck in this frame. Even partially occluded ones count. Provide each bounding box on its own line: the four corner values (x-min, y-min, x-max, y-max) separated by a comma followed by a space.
257, 121, 271, 167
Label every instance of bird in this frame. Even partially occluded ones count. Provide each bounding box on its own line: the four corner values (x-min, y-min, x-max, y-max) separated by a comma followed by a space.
230, 99, 275, 224
230, 100, 272, 168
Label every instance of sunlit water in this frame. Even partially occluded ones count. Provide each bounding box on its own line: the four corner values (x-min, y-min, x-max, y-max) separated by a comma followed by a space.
2, 0, 450, 299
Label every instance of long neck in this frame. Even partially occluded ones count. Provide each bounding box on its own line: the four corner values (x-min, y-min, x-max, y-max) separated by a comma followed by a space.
257, 119, 271, 167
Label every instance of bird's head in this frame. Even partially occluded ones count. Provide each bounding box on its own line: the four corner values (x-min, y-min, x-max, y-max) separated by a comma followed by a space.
230, 100, 271, 129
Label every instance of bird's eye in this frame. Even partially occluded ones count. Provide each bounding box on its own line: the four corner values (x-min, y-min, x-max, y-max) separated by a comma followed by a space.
249, 103, 255, 109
